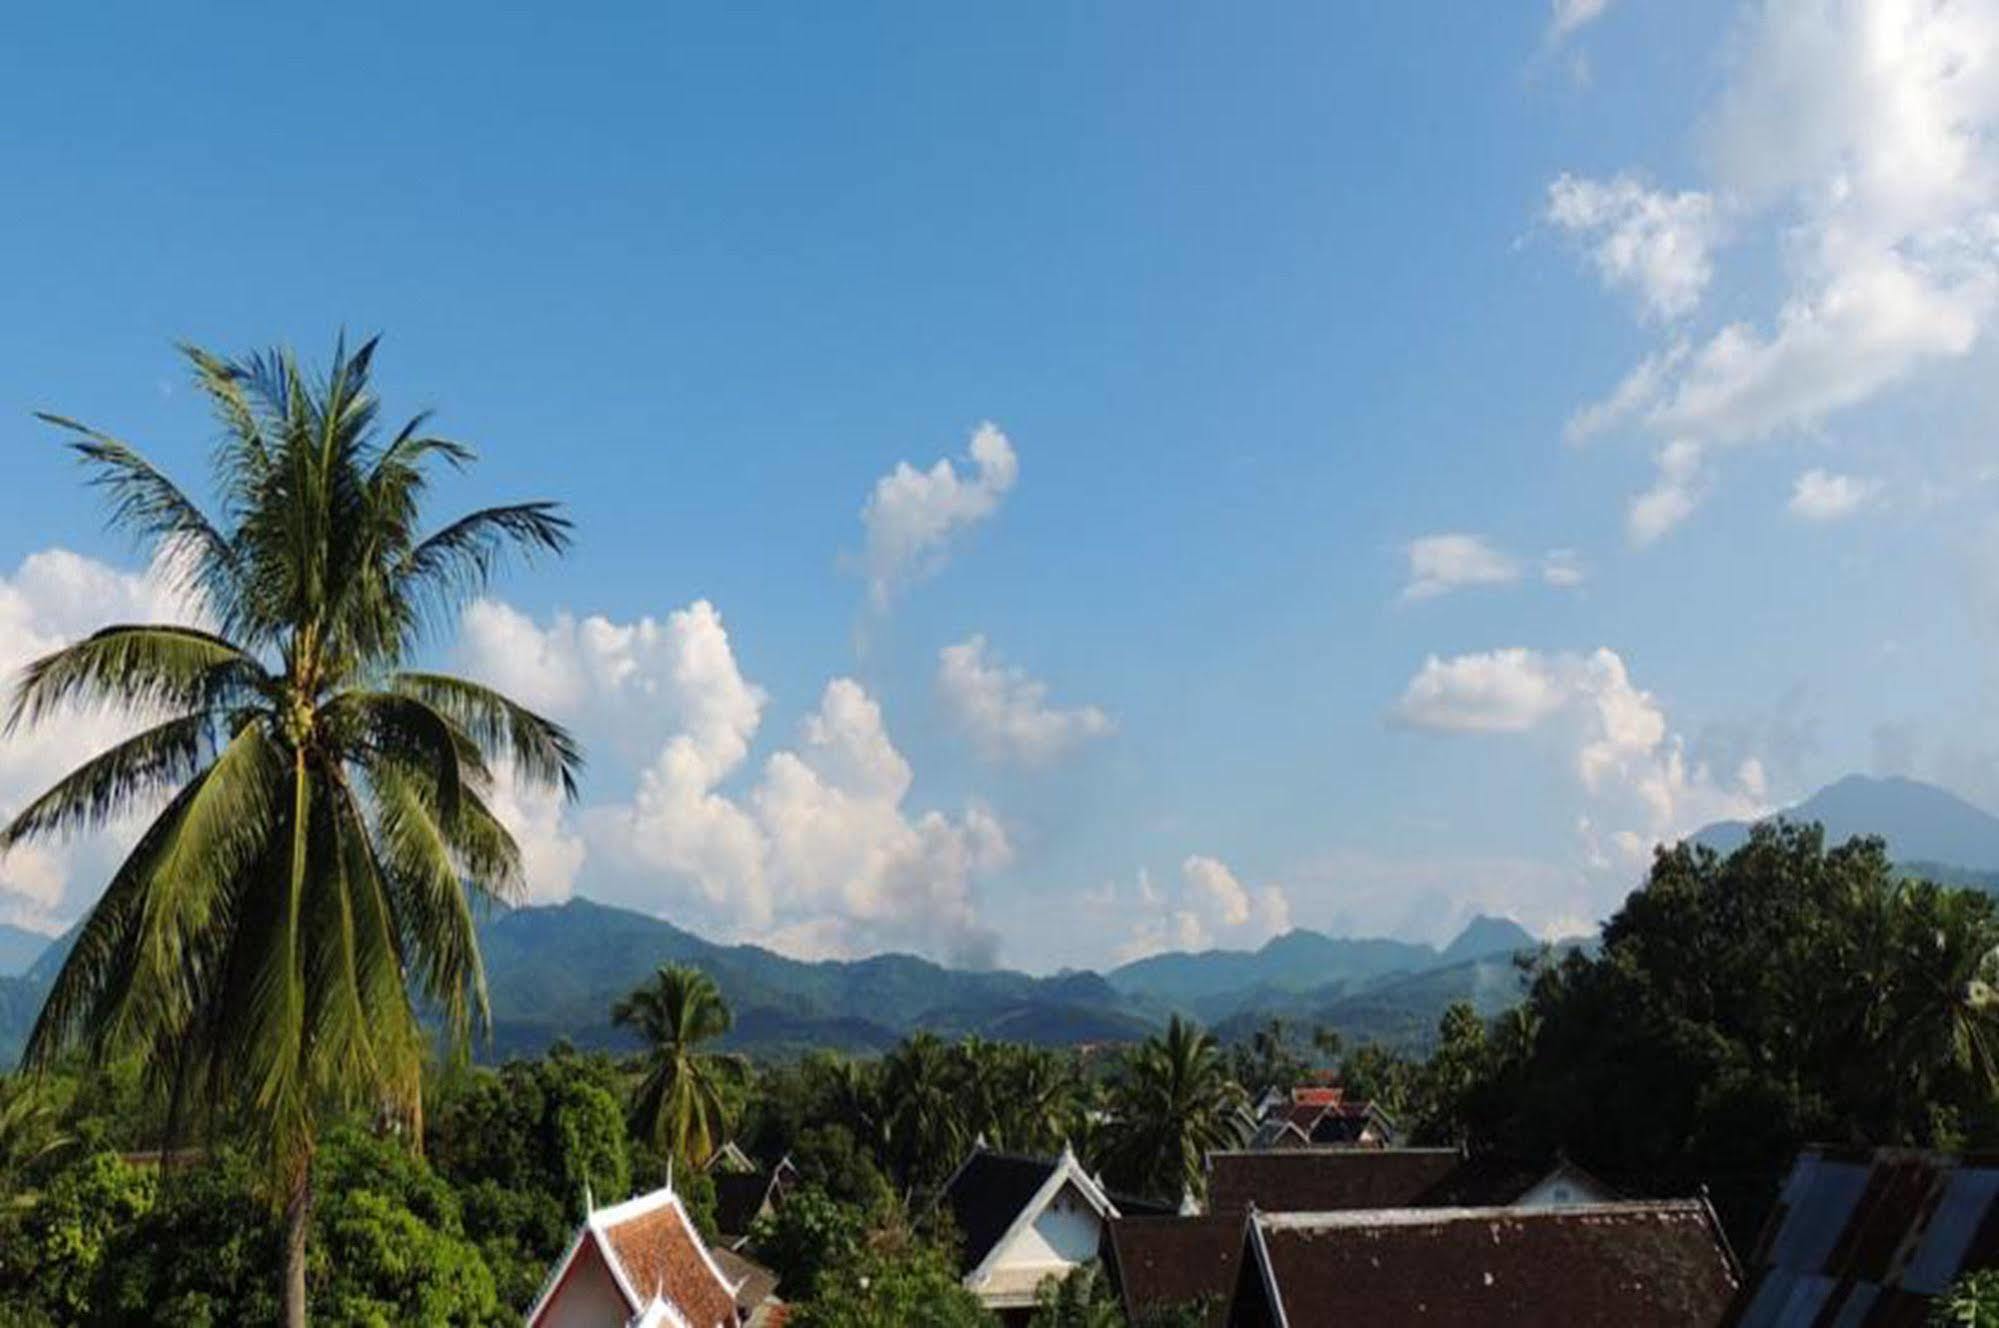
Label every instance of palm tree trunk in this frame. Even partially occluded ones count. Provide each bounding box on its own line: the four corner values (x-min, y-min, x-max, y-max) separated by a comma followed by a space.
283, 1158, 313, 1328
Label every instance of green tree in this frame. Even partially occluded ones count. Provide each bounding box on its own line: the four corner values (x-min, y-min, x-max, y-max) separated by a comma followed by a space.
4, 338, 580, 1325
1935, 1269, 1999, 1327
882, 1033, 969, 1191
747, 1185, 870, 1303
789, 1227, 993, 1328
613, 964, 742, 1171
0, 1151, 155, 1322
1102, 1015, 1247, 1204
1028, 1260, 1123, 1328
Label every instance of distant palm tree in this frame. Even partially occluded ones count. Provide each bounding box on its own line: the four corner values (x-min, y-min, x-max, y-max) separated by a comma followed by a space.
614, 965, 742, 1170
1104, 1015, 1247, 1204
3, 338, 580, 1327
0, 1077, 70, 1206
881, 1032, 967, 1191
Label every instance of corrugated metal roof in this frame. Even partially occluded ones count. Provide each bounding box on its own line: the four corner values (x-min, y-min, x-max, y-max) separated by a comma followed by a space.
1723, 1147, 1999, 1327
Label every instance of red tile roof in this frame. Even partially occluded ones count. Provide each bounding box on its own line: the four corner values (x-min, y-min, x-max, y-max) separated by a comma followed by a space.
1105, 1214, 1238, 1327
1208, 1148, 1466, 1214
600, 1202, 738, 1328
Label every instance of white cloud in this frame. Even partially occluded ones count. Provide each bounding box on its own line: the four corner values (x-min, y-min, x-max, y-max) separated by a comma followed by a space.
859, 422, 1018, 606
1401, 534, 1522, 601
937, 635, 1113, 765
1627, 439, 1707, 545
1551, 0, 1613, 41
1559, 0, 1999, 538
0, 549, 209, 931
1547, 174, 1720, 321
1401, 535, 1584, 600
1541, 548, 1587, 588
1394, 648, 1571, 733
1394, 646, 1768, 878
1111, 855, 1293, 963
1788, 468, 1879, 520
460, 598, 1009, 965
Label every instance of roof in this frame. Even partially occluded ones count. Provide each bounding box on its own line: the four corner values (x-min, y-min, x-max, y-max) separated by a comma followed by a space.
709, 1244, 781, 1311
526, 1184, 742, 1328
704, 1140, 758, 1175
1104, 1214, 1239, 1328
1208, 1148, 1465, 1214
940, 1150, 1066, 1274
1723, 1146, 1999, 1327
713, 1170, 779, 1239
1241, 1201, 1741, 1327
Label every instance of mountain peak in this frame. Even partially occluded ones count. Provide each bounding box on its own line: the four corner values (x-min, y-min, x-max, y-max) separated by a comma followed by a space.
1440, 915, 1537, 964
1694, 774, 1999, 870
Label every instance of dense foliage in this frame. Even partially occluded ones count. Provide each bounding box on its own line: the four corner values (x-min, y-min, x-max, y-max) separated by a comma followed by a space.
5, 821, 1999, 1323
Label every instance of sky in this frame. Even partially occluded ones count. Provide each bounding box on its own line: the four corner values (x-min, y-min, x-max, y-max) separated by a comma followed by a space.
3, 1, 1999, 972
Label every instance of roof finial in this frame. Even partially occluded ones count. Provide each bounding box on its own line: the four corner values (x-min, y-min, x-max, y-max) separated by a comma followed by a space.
584, 1180, 595, 1216
666, 1153, 675, 1196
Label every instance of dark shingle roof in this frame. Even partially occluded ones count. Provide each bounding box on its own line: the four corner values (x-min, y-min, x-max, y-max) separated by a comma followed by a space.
1208, 1148, 1465, 1214
1243, 1201, 1740, 1327
938, 1151, 1062, 1274
713, 1170, 779, 1239
1105, 1215, 1238, 1328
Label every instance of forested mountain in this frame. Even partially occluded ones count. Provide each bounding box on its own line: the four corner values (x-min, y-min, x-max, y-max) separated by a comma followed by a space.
0, 924, 51, 978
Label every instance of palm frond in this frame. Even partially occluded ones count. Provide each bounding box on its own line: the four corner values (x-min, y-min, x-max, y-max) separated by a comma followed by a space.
398, 502, 572, 622
1, 711, 214, 848
392, 671, 581, 798
6, 625, 262, 734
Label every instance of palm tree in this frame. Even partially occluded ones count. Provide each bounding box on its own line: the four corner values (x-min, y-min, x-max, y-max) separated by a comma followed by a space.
3, 338, 580, 1326
613, 964, 742, 1170
880, 1032, 967, 1192
1103, 1015, 1247, 1204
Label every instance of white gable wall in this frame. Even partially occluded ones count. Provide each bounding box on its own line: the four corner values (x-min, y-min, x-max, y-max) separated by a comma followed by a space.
1515, 1165, 1617, 1210
535, 1239, 631, 1328
990, 1180, 1104, 1276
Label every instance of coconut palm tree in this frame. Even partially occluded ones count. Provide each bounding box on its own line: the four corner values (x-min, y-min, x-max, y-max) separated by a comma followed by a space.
880, 1032, 966, 1192
2, 337, 580, 1326
1102, 1015, 1247, 1204
613, 964, 743, 1170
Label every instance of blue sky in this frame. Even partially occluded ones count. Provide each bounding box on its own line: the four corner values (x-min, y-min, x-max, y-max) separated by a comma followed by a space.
3, 1, 1997, 971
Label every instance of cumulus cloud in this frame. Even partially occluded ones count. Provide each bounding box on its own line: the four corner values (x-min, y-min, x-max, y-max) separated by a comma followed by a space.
859, 422, 1018, 606
937, 635, 1113, 765
1788, 468, 1878, 521
460, 598, 1009, 964
1394, 646, 1768, 877
1112, 856, 1292, 963
1559, 0, 1999, 539
1547, 174, 1720, 321
0, 549, 209, 930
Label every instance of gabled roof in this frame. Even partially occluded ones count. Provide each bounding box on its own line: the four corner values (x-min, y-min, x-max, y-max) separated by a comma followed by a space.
704, 1140, 758, 1175
936, 1145, 1124, 1279
1207, 1148, 1465, 1214
1723, 1146, 1999, 1327
1104, 1214, 1239, 1328
526, 1184, 742, 1328
1239, 1201, 1740, 1327
712, 1157, 795, 1242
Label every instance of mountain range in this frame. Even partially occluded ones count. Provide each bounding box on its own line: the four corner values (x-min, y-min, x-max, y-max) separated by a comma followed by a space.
4, 773, 1996, 1064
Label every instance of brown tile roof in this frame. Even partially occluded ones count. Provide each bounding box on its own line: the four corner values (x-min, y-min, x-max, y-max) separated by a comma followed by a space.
600, 1200, 739, 1328
1208, 1148, 1465, 1214
1105, 1215, 1238, 1328
1723, 1147, 1999, 1326
1243, 1201, 1740, 1327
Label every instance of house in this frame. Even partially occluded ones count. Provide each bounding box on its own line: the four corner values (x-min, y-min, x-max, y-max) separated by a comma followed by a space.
1722, 1146, 1999, 1326
1204, 1148, 1618, 1216
1226, 1201, 1741, 1327
1245, 1093, 1399, 1150
525, 1183, 743, 1328
933, 1143, 1171, 1322
1101, 1214, 1239, 1328
712, 1156, 796, 1249
702, 1142, 758, 1176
